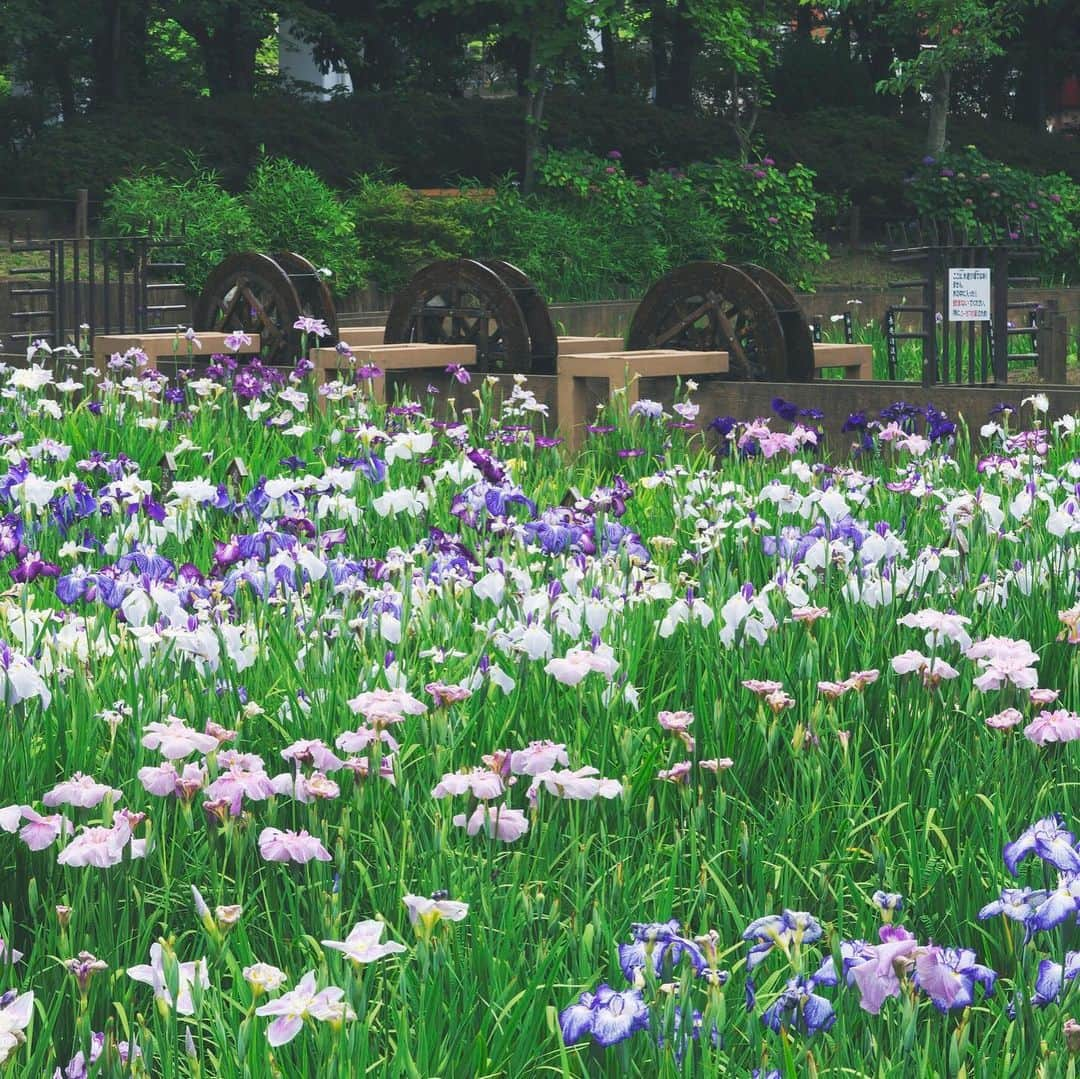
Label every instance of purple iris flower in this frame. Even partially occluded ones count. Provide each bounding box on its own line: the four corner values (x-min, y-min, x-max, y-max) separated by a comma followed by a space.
978, 887, 1049, 922
772, 398, 799, 422
915, 947, 996, 1012
760, 975, 836, 1035
10, 554, 59, 583
56, 568, 97, 605
0, 515, 24, 557
1003, 817, 1080, 877
559, 984, 648, 1047
466, 448, 507, 485
1032, 953, 1080, 1006
742, 911, 823, 971
116, 547, 175, 580
1025, 876, 1080, 933
617, 920, 707, 980
243, 480, 270, 519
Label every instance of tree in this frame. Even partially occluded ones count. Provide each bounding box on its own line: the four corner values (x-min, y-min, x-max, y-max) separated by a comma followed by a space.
868, 0, 1021, 154
420, 0, 623, 192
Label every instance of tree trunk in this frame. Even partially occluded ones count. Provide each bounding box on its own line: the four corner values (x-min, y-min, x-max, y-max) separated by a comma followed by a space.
926, 67, 951, 155
601, 25, 617, 93
795, 1, 812, 39
521, 33, 547, 195
650, 13, 672, 107
663, 0, 701, 110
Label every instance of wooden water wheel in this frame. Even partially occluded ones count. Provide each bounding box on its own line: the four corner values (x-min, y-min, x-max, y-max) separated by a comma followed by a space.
193, 251, 338, 364
384, 258, 553, 373
626, 262, 788, 380
739, 263, 815, 382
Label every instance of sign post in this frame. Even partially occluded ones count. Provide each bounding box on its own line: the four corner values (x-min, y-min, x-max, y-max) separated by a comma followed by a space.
947, 267, 991, 323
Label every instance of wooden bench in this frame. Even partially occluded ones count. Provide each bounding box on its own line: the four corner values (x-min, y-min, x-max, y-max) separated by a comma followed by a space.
310, 342, 477, 404
813, 342, 873, 380
556, 336, 625, 354
93, 332, 261, 375
336, 326, 388, 348
557, 349, 728, 452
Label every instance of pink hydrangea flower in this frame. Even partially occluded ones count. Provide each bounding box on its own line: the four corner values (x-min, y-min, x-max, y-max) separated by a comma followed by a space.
42, 773, 122, 810
258, 827, 332, 864
452, 804, 529, 842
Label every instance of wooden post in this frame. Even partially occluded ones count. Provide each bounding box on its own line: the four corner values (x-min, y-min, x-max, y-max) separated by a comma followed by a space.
74, 189, 88, 240
1038, 311, 1068, 384
991, 248, 1010, 383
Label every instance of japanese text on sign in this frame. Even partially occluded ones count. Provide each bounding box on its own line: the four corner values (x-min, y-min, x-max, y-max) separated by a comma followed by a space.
948, 268, 991, 322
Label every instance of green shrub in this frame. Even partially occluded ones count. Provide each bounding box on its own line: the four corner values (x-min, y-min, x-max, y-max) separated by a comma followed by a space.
244, 157, 370, 295
531, 148, 826, 292
102, 157, 371, 296
906, 146, 1080, 277
685, 158, 827, 288
351, 175, 474, 292
100, 166, 253, 288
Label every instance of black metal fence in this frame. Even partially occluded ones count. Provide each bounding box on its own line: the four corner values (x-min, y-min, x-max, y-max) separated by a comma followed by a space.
5, 235, 188, 351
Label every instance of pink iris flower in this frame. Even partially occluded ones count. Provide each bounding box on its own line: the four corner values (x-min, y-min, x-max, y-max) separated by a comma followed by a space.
258, 827, 332, 864
255, 971, 354, 1046
141, 720, 219, 760
452, 805, 529, 843
42, 773, 122, 810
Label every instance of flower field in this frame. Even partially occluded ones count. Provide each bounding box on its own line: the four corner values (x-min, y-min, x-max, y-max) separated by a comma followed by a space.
2, 336, 1080, 1076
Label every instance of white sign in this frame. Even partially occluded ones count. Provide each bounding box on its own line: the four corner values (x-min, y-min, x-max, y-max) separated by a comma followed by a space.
948, 267, 991, 322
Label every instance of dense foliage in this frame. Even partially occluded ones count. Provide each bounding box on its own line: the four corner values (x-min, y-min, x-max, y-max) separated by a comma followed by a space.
905, 146, 1080, 275
101, 151, 827, 300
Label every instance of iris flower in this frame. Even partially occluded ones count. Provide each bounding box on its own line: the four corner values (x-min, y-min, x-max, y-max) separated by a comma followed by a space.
559, 984, 649, 1047
1002, 817, 1080, 876
760, 975, 836, 1036
255, 971, 354, 1045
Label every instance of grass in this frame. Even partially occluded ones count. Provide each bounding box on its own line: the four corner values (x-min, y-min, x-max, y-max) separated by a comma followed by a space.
0, 349, 1078, 1076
